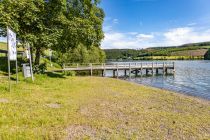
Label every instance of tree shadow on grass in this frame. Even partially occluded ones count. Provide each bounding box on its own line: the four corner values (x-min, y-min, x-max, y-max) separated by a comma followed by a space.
45, 72, 66, 79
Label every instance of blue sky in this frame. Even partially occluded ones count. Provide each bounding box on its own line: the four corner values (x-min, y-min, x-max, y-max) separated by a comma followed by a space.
101, 0, 210, 49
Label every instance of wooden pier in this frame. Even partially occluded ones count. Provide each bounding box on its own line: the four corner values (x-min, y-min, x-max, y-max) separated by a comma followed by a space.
62, 62, 175, 78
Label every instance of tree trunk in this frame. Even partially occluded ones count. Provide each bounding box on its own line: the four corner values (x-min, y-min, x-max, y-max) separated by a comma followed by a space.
35, 47, 41, 65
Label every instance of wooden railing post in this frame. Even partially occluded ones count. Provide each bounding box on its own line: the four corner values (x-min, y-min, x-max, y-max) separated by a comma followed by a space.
90, 63, 93, 76
63, 63, 66, 74
116, 63, 119, 79
103, 63, 106, 77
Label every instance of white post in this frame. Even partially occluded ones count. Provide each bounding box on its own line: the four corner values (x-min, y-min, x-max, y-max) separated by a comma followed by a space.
16, 58, 18, 83
28, 44, 34, 82
7, 27, 11, 92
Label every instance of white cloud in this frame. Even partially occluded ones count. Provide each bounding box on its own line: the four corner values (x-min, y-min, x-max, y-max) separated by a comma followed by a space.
102, 26, 210, 49
113, 19, 119, 24
103, 25, 113, 32
102, 32, 154, 49
163, 27, 210, 46
136, 34, 154, 41
187, 22, 197, 26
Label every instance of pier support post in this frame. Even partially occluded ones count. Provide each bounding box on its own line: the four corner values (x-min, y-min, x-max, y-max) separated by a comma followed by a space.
113, 70, 116, 78
146, 69, 149, 75
124, 70, 127, 77
117, 63, 119, 79
165, 68, 168, 75
141, 63, 143, 77
173, 62, 175, 74
102, 70, 104, 77
156, 69, 159, 75
103, 63, 106, 77
135, 69, 138, 77
163, 62, 165, 75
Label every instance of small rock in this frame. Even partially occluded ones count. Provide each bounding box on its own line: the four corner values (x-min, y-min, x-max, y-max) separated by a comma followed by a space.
46, 103, 61, 109
0, 98, 9, 103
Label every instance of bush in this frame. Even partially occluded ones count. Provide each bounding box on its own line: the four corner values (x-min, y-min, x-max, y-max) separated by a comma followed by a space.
204, 49, 210, 60
33, 63, 47, 74
64, 71, 76, 76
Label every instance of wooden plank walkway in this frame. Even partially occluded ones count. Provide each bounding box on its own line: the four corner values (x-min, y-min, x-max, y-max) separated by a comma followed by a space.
61, 62, 175, 78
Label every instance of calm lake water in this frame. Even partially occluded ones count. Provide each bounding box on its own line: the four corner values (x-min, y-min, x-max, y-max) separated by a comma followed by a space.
107, 60, 210, 100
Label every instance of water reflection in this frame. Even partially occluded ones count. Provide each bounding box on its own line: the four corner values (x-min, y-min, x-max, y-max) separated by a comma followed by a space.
108, 60, 210, 100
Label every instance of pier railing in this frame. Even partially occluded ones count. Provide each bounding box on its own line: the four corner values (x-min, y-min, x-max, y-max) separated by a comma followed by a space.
63, 62, 175, 70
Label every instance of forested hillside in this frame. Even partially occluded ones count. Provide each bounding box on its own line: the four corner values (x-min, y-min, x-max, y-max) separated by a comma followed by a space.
204, 49, 210, 60
104, 42, 210, 60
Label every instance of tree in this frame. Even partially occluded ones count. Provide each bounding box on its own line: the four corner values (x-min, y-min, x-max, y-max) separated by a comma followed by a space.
204, 49, 210, 60
0, 0, 105, 65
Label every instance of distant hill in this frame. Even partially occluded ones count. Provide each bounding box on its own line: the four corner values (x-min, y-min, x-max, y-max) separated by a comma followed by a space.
0, 42, 7, 50
104, 41, 210, 60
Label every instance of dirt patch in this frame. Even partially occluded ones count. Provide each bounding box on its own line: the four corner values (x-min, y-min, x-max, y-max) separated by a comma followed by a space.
65, 125, 115, 140
0, 98, 9, 103
46, 103, 61, 109
65, 125, 96, 140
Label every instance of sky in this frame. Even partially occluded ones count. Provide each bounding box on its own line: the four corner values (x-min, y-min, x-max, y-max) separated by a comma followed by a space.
100, 0, 210, 49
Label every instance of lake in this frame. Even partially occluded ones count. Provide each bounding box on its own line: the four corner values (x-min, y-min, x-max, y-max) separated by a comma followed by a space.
107, 60, 210, 100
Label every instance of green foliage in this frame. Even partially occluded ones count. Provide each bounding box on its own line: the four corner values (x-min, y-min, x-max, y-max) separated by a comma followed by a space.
64, 71, 76, 76
55, 43, 105, 64
0, 0, 105, 65
33, 63, 47, 74
204, 49, 210, 60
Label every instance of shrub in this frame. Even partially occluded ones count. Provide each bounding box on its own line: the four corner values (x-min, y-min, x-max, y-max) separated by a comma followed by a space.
64, 71, 76, 76
33, 63, 47, 74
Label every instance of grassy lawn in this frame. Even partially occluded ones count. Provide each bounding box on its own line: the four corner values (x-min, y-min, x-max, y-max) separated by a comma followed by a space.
0, 74, 210, 139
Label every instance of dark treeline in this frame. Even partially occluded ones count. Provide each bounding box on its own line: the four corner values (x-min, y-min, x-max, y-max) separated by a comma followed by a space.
204, 49, 210, 60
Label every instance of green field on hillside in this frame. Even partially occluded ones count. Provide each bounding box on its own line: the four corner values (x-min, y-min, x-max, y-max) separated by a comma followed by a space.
0, 74, 210, 139
0, 42, 7, 50
104, 42, 210, 60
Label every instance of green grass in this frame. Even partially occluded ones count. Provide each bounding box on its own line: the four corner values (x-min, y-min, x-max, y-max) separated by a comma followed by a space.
0, 74, 210, 139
